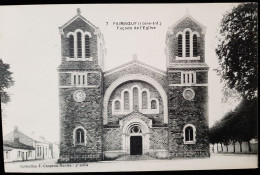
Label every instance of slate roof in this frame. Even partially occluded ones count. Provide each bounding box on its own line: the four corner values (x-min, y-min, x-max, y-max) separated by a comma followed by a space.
57, 61, 101, 71
3, 141, 35, 150
104, 59, 166, 76
3, 145, 13, 151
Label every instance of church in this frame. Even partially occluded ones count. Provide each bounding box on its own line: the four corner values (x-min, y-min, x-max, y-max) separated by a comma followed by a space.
57, 9, 210, 162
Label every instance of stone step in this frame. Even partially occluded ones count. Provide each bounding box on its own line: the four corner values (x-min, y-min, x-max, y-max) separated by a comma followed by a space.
116, 155, 156, 161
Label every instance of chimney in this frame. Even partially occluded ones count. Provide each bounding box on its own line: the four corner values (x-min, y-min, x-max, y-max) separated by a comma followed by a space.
14, 126, 19, 143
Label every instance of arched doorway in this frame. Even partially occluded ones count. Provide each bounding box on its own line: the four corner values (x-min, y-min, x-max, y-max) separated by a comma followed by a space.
129, 126, 143, 155
121, 118, 150, 155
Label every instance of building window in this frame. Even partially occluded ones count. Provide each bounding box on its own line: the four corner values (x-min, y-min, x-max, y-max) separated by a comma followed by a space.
182, 72, 196, 84
85, 35, 91, 58
193, 35, 198, 57
124, 91, 130, 110
142, 91, 148, 109
177, 34, 183, 57
6, 151, 9, 159
151, 100, 157, 109
75, 128, 85, 145
69, 35, 74, 58
183, 124, 196, 144
77, 32, 82, 58
72, 73, 87, 86
185, 31, 190, 57
133, 87, 139, 109
115, 100, 121, 110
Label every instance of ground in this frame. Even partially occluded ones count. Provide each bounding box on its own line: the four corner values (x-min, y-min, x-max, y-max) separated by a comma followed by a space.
4, 153, 258, 173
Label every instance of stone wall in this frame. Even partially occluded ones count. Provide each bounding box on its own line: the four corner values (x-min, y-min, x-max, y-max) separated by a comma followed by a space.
196, 71, 208, 84
168, 72, 181, 84
168, 86, 210, 158
58, 72, 103, 162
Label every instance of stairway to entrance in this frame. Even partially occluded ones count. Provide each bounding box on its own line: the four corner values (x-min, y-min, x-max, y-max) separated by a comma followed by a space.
116, 155, 156, 161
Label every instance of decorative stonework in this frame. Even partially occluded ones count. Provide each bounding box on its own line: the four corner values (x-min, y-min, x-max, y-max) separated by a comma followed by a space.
73, 90, 86, 102
103, 74, 168, 124
183, 88, 195, 100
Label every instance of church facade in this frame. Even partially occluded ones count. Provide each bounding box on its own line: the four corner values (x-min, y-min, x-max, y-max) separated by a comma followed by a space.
57, 9, 210, 162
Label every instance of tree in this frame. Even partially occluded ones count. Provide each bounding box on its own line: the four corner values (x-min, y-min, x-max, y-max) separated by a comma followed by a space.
216, 2, 258, 101
0, 59, 15, 104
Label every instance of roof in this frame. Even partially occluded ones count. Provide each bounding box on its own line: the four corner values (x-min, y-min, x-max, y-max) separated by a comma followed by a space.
58, 61, 101, 71
168, 14, 207, 34
59, 9, 98, 35
3, 145, 13, 151
104, 59, 166, 76
3, 141, 35, 150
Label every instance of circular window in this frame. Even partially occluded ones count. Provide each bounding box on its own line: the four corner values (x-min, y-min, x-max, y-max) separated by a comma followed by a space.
73, 90, 86, 102
183, 88, 195, 100
130, 126, 142, 133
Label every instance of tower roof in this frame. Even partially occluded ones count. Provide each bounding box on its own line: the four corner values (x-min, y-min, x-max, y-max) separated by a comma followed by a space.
59, 8, 99, 35
167, 13, 207, 35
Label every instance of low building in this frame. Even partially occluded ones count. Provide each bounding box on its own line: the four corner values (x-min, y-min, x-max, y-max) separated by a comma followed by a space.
3, 126, 59, 161
3, 139, 35, 162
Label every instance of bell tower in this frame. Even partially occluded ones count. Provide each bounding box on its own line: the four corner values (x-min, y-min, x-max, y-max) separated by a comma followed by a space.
165, 13, 210, 158
57, 9, 105, 162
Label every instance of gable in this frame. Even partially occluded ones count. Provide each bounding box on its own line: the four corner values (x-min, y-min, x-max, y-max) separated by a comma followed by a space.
104, 61, 167, 91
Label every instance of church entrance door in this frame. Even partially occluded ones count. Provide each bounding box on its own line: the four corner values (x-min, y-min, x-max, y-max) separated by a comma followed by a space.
130, 136, 142, 155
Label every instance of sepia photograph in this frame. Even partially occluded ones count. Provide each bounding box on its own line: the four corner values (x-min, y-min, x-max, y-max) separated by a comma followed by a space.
0, 3, 258, 173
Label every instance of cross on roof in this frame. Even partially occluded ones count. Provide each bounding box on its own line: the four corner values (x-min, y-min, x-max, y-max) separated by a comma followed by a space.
77, 8, 81, 15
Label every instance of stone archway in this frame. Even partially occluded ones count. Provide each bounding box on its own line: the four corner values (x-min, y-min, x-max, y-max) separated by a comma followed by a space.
121, 118, 150, 155
103, 74, 168, 124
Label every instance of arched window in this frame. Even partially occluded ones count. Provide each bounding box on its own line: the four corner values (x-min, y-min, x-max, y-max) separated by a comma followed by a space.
133, 87, 139, 109
75, 128, 85, 144
142, 91, 148, 109
193, 35, 198, 57
185, 127, 193, 141
124, 91, 130, 110
185, 31, 190, 57
151, 100, 157, 109
69, 35, 74, 58
85, 35, 90, 58
177, 35, 183, 57
77, 32, 82, 58
115, 100, 120, 110
183, 124, 196, 144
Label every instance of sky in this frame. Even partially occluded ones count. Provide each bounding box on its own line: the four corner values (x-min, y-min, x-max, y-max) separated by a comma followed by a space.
0, 3, 241, 143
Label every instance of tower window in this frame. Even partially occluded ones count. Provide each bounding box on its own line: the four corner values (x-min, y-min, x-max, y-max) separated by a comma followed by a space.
77, 32, 82, 58
75, 128, 85, 144
182, 72, 196, 84
78, 75, 81, 84
85, 35, 91, 58
185, 31, 190, 57
193, 35, 198, 57
74, 75, 76, 85
177, 35, 183, 57
69, 35, 74, 58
